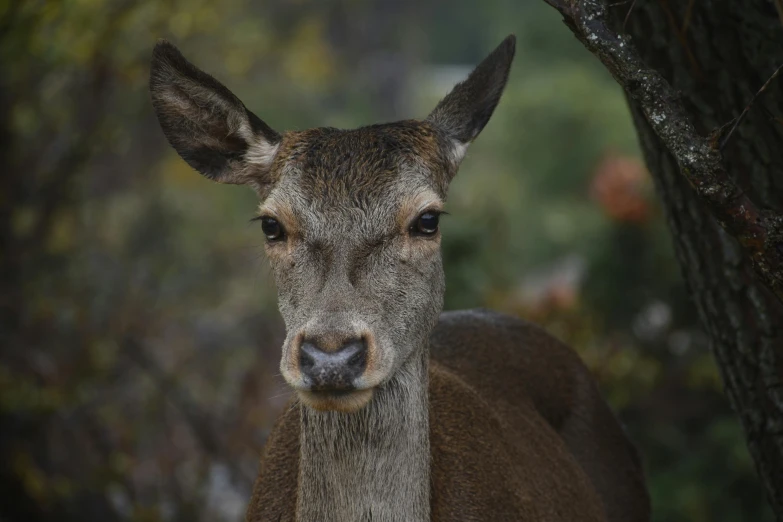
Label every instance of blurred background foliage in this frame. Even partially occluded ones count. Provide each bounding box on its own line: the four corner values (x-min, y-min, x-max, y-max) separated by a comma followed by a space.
0, 0, 773, 520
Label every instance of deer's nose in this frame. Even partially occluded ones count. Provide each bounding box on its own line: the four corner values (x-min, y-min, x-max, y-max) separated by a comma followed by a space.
299, 339, 367, 391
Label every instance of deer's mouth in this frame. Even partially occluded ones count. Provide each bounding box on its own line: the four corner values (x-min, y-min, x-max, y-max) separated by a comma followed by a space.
297, 388, 374, 412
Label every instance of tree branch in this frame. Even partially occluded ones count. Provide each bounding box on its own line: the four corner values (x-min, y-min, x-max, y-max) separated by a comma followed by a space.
543, 0, 783, 303
718, 64, 783, 151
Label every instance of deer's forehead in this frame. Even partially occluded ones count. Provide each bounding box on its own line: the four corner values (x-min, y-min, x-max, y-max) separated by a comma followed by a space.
262, 167, 442, 237
268, 122, 452, 199
260, 123, 449, 233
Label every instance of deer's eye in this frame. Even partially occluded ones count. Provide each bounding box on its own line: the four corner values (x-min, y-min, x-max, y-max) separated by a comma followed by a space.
412, 211, 440, 236
260, 217, 285, 241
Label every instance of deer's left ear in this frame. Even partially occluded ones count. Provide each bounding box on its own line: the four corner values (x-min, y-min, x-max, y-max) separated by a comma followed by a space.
426, 35, 515, 165
149, 40, 281, 190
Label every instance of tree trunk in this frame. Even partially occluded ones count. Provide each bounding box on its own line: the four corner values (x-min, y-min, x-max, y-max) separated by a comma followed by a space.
617, 0, 783, 517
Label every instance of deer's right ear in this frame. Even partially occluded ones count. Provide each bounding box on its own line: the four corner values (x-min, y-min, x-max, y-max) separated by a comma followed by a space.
149, 40, 281, 188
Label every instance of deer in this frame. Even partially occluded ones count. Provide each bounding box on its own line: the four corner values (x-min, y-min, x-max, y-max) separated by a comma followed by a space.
149, 35, 651, 522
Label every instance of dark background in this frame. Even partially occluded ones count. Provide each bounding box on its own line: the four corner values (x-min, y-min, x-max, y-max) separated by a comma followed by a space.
1, 0, 772, 520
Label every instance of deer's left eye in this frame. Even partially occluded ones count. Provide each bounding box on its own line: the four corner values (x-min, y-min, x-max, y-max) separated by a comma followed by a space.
260, 217, 285, 241
412, 212, 440, 236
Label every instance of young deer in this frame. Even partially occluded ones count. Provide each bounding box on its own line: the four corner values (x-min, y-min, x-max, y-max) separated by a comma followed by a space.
150, 36, 650, 522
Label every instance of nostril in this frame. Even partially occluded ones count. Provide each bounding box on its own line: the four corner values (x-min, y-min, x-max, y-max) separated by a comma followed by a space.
299, 343, 318, 373
343, 341, 367, 371
348, 348, 364, 367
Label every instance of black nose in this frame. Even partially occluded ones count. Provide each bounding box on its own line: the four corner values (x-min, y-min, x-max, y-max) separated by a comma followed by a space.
299, 339, 367, 391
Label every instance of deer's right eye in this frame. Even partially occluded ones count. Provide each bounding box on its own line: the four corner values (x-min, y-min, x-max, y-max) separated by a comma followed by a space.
260, 217, 285, 241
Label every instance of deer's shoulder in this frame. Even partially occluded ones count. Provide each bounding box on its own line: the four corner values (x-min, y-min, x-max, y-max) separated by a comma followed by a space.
431, 308, 593, 428
427, 309, 610, 521
428, 359, 606, 521
429, 310, 648, 522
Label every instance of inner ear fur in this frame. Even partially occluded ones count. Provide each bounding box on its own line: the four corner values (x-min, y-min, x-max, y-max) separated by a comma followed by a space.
149, 40, 281, 188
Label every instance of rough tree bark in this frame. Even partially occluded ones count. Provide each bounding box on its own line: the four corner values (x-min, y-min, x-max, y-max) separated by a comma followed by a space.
544, 0, 783, 518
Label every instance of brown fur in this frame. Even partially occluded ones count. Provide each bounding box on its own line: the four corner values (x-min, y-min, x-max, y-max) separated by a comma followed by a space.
247, 310, 649, 521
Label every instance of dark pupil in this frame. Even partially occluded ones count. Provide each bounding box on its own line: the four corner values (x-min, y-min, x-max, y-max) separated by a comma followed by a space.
261, 217, 282, 239
418, 212, 439, 234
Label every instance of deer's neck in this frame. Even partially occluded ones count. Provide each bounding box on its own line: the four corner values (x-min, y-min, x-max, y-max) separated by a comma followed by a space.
296, 349, 430, 522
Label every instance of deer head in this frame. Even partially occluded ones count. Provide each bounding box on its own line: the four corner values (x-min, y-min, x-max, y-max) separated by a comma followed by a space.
150, 36, 515, 413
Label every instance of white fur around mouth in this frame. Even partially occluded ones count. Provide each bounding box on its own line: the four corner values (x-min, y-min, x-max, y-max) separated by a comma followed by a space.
297, 388, 374, 412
